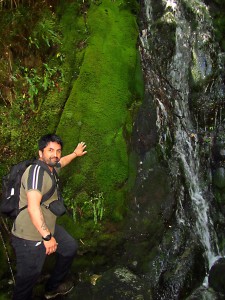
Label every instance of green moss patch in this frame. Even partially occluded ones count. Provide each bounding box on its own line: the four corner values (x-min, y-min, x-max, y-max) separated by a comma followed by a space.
57, 0, 142, 222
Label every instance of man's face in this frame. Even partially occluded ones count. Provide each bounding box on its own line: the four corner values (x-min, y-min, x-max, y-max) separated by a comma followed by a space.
39, 141, 62, 167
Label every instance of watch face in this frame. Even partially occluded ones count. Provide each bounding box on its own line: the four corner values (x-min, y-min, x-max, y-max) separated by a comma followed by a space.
43, 233, 52, 241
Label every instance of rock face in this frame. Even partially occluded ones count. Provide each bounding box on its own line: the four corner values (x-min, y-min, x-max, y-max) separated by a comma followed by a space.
92, 267, 152, 300
67, 267, 152, 300
208, 258, 225, 294
123, 0, 225, 298
186, 286, 222, 300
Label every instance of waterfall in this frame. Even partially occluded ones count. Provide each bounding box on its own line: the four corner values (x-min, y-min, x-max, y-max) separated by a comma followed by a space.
141, 0, 222, 285
174, 114, 221, 284
169, 0, 221, 276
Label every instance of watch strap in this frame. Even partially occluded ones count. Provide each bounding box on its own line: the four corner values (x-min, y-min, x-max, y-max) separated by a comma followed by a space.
42, 233, 52, 241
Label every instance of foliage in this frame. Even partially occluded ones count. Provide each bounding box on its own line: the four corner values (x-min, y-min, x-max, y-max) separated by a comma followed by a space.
0, 0, 143, 266
119, 0, 140, 15
0, 0, 35, 10
62, 184, 104, 224
28, 12, 62, 52
20, 62, 64, 112
90, 192, 104, 224
0, 3, 62, 105
0, 1, 144, 296
208, 0, 225, 52
0, 1, 69, 170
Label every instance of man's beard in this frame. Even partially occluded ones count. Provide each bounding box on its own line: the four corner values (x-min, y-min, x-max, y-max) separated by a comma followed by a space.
43, 157, 59, 167
47, 161, 58, 167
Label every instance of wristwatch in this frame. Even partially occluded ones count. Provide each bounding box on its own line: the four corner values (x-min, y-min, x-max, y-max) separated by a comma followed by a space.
42, 233, 52, 241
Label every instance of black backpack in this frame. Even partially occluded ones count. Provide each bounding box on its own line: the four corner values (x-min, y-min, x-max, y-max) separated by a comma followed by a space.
1, 159, 57, 219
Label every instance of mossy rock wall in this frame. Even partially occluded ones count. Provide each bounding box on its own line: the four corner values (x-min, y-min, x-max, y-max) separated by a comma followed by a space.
0, 0, 143, 286
57, 0, 143, 222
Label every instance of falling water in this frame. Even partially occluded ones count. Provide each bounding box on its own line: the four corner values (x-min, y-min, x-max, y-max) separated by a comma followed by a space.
141, 0, 222, 285
174, 110, 221, 284
169, 0, 221, 273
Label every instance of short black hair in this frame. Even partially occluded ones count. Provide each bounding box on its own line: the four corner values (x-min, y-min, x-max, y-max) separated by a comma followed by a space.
38, 134, 63, 151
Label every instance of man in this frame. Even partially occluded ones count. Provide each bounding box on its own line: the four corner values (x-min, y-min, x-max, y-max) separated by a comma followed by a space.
11, 134, 87, 300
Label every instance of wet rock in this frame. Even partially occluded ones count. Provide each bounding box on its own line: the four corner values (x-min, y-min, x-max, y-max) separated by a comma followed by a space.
208, 257, 225, 295
212, 168, 225, 189
186, 286, 223, 300
92, 266, 152, 300
212, 135, 225, 166
149, 241, 206, 300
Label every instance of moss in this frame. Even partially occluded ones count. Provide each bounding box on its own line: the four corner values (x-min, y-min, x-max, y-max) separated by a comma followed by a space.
207, 0, 225, 52
57, 0, 141, 223
57, 214, 81, 237
0, 293, 12, 300
0, 0, 143, 275
0, 1, 85, 170
214, 188, 225, 204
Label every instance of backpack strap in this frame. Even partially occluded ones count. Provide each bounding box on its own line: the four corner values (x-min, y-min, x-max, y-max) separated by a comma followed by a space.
19, 160, 59, 213
36, 160, 58, 204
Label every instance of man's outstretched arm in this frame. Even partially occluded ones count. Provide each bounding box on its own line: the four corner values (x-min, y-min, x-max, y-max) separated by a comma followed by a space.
59, 142, 87, 168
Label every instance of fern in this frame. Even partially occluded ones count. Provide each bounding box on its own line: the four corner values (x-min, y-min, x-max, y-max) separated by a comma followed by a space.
29, 12, 61, 51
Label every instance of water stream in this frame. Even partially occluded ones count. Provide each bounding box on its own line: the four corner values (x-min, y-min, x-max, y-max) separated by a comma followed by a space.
141, 0, 223, 286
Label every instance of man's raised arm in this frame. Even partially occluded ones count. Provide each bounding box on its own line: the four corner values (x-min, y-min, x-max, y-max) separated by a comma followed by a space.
59, 142, 87, 168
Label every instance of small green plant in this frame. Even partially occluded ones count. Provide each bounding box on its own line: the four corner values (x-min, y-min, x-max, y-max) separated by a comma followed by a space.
90, 192, 104, 224
20, 63, 63, 112
78, 192, 105, 224
28, 13, 61, 51
62, 186, 104, 224
23, 67, 41, 102
43, 63, 59, 91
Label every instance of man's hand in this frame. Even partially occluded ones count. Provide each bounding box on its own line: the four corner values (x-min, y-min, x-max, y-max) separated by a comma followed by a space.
73, 142, 87, 157
44, 237, 58, 255
59, 141, 87, 168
